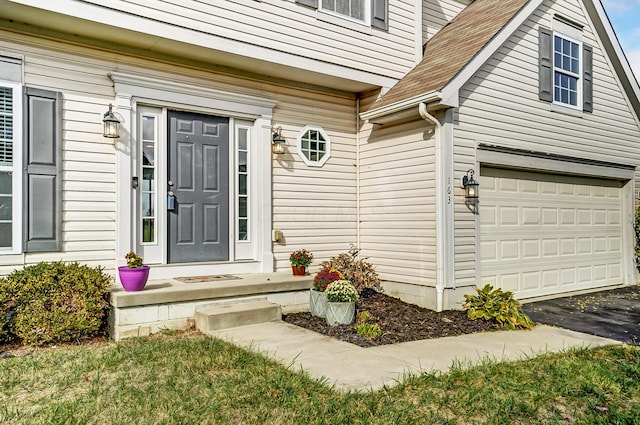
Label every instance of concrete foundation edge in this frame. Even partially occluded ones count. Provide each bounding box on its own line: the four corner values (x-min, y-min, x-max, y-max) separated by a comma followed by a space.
109, 290, 309, 341
381, 281, 477, 311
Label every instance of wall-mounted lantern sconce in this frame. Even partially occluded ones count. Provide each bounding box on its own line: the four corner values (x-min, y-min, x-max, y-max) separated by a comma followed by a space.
462, 169, 479, 199
272, 126, 286, 155
103, 104, 121, 139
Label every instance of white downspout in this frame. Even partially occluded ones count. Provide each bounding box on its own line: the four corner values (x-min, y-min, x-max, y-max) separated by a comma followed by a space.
419, 102, 444, 312
356, 95, 361, 249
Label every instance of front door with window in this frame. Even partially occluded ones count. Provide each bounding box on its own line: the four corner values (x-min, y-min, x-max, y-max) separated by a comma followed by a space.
167, 110, 229, 263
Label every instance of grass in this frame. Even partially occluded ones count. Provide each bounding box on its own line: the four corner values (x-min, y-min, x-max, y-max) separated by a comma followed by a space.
0, 334, 639, 424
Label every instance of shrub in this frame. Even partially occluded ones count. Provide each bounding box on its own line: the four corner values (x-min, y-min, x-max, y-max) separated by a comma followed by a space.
312, 268, 344, 292
321, 246, 381, 294
462, 284, 534, 330
0, 261, 112, 345
325, 280, 359, 303
355, 311, 382, 339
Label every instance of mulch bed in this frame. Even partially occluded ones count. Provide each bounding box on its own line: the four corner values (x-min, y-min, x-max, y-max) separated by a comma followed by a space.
283, 291, 500, 347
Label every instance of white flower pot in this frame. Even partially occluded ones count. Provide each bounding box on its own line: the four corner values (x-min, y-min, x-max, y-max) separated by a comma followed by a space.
309, 289, 328, 318
325, 301, 355, 326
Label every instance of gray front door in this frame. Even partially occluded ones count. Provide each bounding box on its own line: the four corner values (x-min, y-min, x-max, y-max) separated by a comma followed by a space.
168, 111, 229, 263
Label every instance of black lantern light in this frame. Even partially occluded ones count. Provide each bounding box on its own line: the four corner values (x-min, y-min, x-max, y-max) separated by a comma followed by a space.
462, 169, 479, 199
103, 104, 121, 138
272, 126, 286, 155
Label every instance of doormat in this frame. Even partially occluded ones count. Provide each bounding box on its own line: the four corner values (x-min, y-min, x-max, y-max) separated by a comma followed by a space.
175, 275, 241, 283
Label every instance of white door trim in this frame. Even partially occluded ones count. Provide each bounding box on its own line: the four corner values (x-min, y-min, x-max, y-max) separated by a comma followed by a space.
111, 72, 276, 276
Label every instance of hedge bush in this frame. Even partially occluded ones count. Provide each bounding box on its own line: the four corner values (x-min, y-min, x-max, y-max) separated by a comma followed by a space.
0, 261, 112, 345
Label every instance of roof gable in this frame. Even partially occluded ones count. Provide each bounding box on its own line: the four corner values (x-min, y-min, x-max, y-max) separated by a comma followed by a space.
370, 0, 531, 111
362, 0, 640, 125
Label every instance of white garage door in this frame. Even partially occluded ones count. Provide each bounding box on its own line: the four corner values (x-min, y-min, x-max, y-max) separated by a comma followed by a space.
479, 167, 625, 299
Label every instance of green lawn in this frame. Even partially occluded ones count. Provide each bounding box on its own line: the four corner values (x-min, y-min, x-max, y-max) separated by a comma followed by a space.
0, 334, 638, 424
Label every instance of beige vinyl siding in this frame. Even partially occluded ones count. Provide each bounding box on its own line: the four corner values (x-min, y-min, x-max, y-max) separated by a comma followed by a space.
452, 0, 640, 288
38, 0, 418, 81
359, 119, 437, 286
271, 90, 358, 270
423, 0, 471, 43
0, 28, 361, 274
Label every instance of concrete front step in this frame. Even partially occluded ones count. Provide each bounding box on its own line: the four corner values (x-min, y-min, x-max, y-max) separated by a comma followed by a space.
195, 299, 282, 332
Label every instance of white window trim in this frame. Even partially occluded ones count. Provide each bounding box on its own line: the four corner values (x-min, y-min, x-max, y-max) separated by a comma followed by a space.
318, 0, 371, 26
235, 120, 256, 260
0, 80, 22, 254
138, 107, 161, 247
552, 31, 583, 110
297, 125, 331, 167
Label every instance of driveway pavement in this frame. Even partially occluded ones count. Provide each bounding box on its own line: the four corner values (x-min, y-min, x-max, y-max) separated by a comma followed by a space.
522, 285, 640, 344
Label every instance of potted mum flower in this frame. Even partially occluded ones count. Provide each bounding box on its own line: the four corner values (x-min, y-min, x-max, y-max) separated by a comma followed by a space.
290, 248, 313, 276
310, 268, 344, 318
117, 251, 150, 292
325, 280, 358, 326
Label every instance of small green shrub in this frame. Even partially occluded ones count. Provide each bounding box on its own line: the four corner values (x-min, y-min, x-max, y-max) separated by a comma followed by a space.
356, 322, 382, 339
321, 246, 382, 294
462, 284, 534, 330
0, 261, 112, 345
355, 311, 382, 339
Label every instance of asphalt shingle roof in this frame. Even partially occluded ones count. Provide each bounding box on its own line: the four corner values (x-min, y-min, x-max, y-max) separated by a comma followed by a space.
371, 0, 531, 110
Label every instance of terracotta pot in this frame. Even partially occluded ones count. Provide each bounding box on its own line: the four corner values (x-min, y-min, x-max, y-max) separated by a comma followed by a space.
325, 301, 356, 326
309, 289, 328, 318
118, 265, 150, 292
291, 265, 306, 276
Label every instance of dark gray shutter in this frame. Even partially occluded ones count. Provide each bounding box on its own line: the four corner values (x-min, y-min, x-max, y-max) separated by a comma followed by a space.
23, 87, 62, 252
371, 0, 388, 30
296, 0, 317, 8
583, 44, 593, 113
538, 26, 553, 102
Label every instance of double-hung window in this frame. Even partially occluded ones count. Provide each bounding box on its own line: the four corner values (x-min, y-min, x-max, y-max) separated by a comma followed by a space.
538, 18, 593, 113
0, 55, 62, 254
320, 0, 368, 24
0, 82, 20, 252
553, 34, 581, 108
296, 0, 388, 30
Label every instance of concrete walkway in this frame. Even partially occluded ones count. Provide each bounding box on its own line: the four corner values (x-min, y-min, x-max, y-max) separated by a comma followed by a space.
209, 322, 618, 392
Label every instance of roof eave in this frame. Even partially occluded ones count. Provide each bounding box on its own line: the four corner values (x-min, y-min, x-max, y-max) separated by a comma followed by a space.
359, 91, 444, 124
582, 0, 640, 123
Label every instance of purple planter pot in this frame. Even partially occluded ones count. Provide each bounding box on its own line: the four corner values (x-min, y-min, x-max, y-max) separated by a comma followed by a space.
118, 265, 150, 292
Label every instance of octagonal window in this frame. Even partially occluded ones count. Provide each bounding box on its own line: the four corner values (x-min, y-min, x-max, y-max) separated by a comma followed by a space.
297, 125, 331, 167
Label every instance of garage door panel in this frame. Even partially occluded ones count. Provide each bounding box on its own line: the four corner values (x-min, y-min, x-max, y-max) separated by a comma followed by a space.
480, 168, 624, 299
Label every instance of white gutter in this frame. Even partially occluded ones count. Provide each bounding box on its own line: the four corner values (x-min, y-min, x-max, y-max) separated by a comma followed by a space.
360, 91, 442, 122
419, 102, 445, 312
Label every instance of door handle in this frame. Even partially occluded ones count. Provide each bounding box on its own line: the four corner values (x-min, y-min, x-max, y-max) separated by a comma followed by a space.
167, 192, 176, 211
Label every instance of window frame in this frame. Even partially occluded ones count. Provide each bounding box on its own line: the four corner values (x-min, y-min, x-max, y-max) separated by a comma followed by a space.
0, 80, 22, 254
139, 111, 160, 246
319, 0, 371, 26
552, 32, 583, 110
297, 125, 331, 167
